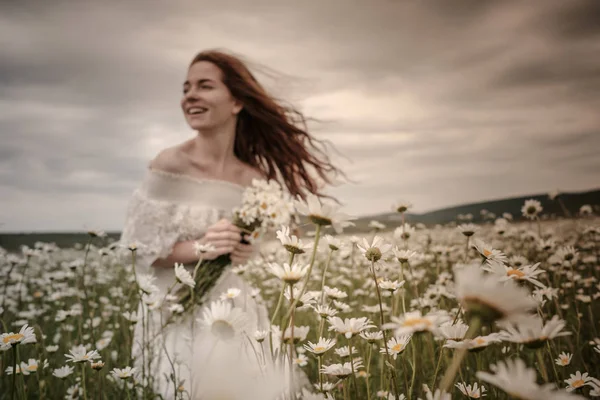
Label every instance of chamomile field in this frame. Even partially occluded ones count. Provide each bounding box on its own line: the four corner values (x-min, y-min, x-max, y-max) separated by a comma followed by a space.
1, 199, 599, 400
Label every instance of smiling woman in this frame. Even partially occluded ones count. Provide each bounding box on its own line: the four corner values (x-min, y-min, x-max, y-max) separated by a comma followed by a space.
118, 48, 334, 398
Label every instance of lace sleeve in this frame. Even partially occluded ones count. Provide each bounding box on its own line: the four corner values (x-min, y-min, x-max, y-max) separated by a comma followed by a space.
119, 189, 183, 273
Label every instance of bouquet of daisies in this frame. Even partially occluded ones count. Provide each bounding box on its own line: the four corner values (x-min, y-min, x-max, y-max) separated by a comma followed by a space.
177, 179, 294, 311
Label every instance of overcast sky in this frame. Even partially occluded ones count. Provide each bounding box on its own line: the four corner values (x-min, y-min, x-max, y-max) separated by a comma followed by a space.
1, 0, 599, 232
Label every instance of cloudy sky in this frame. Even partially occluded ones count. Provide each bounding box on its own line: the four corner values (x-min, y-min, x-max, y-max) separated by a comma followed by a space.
1, 0, 599, 232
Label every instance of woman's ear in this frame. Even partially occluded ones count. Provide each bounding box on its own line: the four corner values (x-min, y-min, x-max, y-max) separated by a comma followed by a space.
232, 99, 244, 115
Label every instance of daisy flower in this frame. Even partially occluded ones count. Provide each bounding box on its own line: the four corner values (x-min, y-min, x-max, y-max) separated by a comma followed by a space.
360, 330, 384, 343
457, 224, 479, 237
303, 338, 336, 355
313, 304, 338, 319
455, 382, 486, 398
454, 264, 537, 323
198, 301, 249, 340
565, 371, 595, 392
324, 234, 343, 251
445, 333, 502, 351
19, 359, 39, 374
393, 248, 420, 264
323, 286, 348, 300
380, 335, 411, 359
378, 279, 405, 294
521, 199, 543, 220
282, 325, 310, 344
484, 260, 546, 288
53, 365, 74, 379
174, 263, 195, 288
1, 324, 37, 349
555, 352, 572, 366
327, 316, 375, 339
357, 236, 393, 263
276, 225, 312, 254
554, 246, 579, 264
320, 360, 363, 379
268, 262, 309, 285
498, 315, 571, 349
294, 193, 355, 233
394, 224, 416, 241
192, 241, 216, 255
437, 321, 469, 341
335, 345, 359, 358
294, 353, 308, 367
254, 330, 269, 343
477, 358, 585, 399
383, 310, 447, 336
65, 345, 101, 363
368, 220, 386, 230
111, 366, 137, 380
471, 239, 508, 264
220, 288, 241, 301
91, 361, 105, 371
392, 200, 412, 213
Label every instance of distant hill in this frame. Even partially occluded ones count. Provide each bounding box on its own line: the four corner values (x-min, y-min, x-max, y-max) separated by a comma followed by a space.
0, 188, 598, 251
343, 188, 600, 233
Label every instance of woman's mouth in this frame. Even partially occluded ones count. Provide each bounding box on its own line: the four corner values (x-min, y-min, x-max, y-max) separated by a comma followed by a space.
187, 107, 208, 116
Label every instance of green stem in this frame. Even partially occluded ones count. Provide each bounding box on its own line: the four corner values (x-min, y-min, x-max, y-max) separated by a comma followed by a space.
439, 316, 481, 392
81, 363, 88, 400
370, 260, 400, 400
319, 249, 334, 304
366, 344, 372, 400
11, 346, 17, 400
431, 346, 444, 388
284, 224, 321, 320
409, 338, 417, 400
537, 348, 549, 382
348, 336, 357, 400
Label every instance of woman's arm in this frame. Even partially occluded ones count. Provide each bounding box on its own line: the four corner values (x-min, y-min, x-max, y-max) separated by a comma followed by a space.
151, 240, 198, 268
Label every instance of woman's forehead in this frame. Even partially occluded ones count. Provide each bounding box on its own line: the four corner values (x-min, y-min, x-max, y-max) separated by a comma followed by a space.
186, 61, 223, 82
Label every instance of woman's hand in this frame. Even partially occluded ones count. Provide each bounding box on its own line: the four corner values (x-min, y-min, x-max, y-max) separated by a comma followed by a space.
231, 240, 256, 266
196, 218, 242, 261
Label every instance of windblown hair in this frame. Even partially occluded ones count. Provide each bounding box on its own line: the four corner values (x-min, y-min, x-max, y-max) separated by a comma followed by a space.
190, 49, 345, 201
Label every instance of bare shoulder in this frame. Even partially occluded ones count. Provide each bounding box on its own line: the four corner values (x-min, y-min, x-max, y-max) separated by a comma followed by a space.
147, 144, 186, 173
241, 165, 267, 186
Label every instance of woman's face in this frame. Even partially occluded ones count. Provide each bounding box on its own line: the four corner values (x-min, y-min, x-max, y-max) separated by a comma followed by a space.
181, 61, 243, 131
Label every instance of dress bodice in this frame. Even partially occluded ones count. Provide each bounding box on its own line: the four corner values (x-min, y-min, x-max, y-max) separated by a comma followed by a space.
119, 168, 245, 272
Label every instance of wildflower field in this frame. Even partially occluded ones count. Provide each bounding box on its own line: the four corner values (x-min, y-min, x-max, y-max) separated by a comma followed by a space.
1, 198, 599, 400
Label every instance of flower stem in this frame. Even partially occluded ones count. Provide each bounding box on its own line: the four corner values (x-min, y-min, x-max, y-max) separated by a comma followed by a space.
409, 338, 417, 400
439, 316, 481, 392
366, 344, 372, 400
11, 346, 17, 400
370, 260, 400, 400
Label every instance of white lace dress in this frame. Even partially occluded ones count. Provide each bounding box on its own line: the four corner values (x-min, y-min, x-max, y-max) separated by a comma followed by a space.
119, 168, 273, 399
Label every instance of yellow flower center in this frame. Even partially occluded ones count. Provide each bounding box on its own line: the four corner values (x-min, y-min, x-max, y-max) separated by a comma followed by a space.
507, 269, 525, 278
572, 379, 584, 388
3, 333, 24, 344
27, 365, 38, 372
391, 343, 404, 352
474, 337, 486, 345
33, 291, 43, 298
314, 346, 326, 352
560, 357, 569, 365
260, 202, 267, 209
403, 318, 431, 328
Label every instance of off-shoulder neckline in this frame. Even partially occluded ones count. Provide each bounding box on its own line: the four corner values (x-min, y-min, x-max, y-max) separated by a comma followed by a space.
148, 167, 247, 191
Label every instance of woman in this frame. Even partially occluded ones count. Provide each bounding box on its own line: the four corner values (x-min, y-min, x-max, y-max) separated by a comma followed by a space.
119, 49, 342, 398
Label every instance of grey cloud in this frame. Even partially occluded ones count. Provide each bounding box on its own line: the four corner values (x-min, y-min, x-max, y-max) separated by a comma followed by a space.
1, 0, 599, 230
